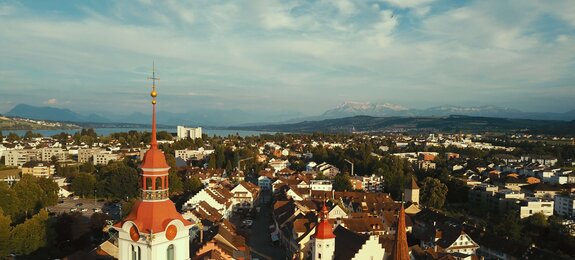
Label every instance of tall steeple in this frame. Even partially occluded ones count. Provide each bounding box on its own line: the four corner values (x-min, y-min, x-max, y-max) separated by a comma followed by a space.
114, 64, 192, 260
391, 204, 410, 260
139, 62, 170, 201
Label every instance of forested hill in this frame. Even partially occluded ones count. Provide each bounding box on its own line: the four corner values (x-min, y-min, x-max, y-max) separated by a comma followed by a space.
229, 115, 575, 135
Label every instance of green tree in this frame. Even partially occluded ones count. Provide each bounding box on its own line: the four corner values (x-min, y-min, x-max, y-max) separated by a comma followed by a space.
420, 177, 448, 209
0, 209, 11, 257
7, 132, 20, 142
225, 160, 233, 173
184, 176, 203, 195
12, 175, 45, 216
10, 209, 50, 255
72, 173, 97, 197
0, 182, 20, 217
169, 171, 184, 195
208, 155, 216, 169
23, 130, 41, 140
96, 162, 139, 199
37, 177, 59, 206
79, 161, 96, 173
333, 173, 353, 192
494, 211, 522, 241
215, 145, 225, 169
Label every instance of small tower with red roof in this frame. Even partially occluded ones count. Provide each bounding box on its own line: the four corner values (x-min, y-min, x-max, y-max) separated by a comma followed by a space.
313, 201, 335, 260
114, 64, 192, 260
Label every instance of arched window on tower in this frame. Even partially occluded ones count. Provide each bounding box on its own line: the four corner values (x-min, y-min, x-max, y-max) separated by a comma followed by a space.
131, 245, 137, 260
167, 244, 175, 260
146, 177, 152, 190
156, 177, 163, 190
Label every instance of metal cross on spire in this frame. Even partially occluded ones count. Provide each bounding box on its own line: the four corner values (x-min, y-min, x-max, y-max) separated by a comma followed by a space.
148, 62, 160, 93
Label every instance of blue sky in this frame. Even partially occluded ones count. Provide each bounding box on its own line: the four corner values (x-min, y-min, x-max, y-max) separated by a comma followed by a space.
1, 0, 574, 117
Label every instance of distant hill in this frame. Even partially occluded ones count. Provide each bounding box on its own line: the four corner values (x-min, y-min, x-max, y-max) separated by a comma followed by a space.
288, 102, 575, 122
0, 115, 79, 130
229, 115, 575, 135
6, 104, 112, 123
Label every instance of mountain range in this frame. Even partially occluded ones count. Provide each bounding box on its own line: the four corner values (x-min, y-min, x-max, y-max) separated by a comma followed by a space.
4, 102, 575, 127
293, 101, 575, 122
229, 115, 575, 135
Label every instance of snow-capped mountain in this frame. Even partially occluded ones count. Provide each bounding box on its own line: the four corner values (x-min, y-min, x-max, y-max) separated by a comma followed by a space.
312, 102, 575, 121
321, 101, 410, 118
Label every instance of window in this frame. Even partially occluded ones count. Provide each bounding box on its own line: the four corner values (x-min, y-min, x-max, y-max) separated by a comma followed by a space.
131, 245, 136, 260
167, 244, 175, 260
318, 253, 322, 259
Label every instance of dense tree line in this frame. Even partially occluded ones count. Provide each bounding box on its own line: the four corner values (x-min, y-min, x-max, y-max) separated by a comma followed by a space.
0, 175, 58, 221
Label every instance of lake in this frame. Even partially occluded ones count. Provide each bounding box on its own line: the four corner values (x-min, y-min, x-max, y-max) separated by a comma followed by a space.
3, 128, 274, 137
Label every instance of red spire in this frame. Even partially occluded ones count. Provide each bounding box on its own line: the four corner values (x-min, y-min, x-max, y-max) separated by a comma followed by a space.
149, 63, 159, 149
392, 204, 409, 260
140, 64, 169, 171
315, 200, 335, 239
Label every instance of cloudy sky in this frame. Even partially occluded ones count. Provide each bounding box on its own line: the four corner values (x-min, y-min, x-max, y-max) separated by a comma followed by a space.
1, 0, 574, 117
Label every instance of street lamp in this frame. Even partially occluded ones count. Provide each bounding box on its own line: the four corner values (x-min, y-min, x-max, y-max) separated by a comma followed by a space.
344, 159, 354, 176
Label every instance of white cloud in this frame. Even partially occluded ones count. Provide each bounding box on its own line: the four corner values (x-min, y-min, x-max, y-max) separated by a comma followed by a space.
382, 0, 435, 9
332, 0, 357, 16
0, 0, 573, 115
44, 98, 58, 105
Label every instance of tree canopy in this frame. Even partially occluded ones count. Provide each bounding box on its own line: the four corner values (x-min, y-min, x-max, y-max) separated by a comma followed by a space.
420, 177, 448, 209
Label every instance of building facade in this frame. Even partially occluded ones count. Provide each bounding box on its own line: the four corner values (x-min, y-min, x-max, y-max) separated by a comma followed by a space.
176, 126, 202, 140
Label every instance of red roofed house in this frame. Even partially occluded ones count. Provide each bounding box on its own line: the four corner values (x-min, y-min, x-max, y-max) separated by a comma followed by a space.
114, 68, 193, 260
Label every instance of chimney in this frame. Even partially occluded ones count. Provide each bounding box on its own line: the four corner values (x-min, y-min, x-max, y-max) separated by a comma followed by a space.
332, 190, 335, 200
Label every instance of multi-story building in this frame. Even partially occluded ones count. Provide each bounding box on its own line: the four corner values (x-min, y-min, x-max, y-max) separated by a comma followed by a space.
21, 161, 55, 178
176, 125, 202, 140
4, 149, 39, 167
174, 147, 214, 161
40, 147, 67, 162
310, 180, 333, 191
554, 194, 575, 219
78, 148, 102, 163
518, 198, 554, 218
93, 152, 120, 165
269, 159, 290, 172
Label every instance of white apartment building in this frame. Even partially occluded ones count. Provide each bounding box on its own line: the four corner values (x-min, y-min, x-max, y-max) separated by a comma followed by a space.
554, 194, 575, 219
269, 159, 290, 172
518, 198, 554, 219
175, 147, 214, 161
5, 148, 67, 167
78, 148, 103, 163
93, 152, 120, 165
177, 126, 202, 140
40, 147, 67, 162
310, 180, 333, 191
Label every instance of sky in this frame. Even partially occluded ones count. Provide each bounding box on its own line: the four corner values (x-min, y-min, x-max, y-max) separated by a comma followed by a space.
1, 0, 574, 118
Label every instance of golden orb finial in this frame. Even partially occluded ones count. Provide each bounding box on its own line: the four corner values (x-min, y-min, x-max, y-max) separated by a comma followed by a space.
151, 90, 157, 98
152, 99, 157, 104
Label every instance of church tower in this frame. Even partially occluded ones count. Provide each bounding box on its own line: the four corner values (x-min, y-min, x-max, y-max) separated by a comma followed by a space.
313, 202, 335, 260
114, 65, 192, 260
404, 177, 419, 205
391, 205, 410, 260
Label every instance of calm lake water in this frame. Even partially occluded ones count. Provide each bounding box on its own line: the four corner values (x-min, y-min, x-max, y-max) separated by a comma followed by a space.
3, 128, 274, 137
